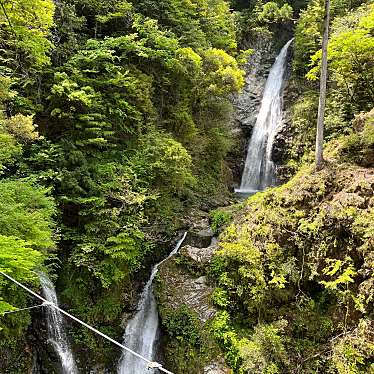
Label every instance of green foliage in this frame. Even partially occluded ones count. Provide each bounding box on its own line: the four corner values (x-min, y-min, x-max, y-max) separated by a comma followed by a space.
0, 236, 43, 312
293, 0, 366, 77
0, 0, 55, 69
51, 1, 87, 65
212, 287, 230, 307
12, 4, 244, 360
0, 68, 54, 349
239, 320, 289, 373
158, 298, 223, 374
130, 132, 195, 194
235, 0, 294, 44
201, 48, 245, 95
320, 257, 356, 290
287, 1, 373, 167
293, 0, 324, 76
307, 2, 374, 113
211, 161, 374, 372
0, 179, 55, 313
332, 319, 374, 374
0, 132, 22, 173
163, 305, 202, 346
1, 114, 39, 143
209, 209, 233, 234
339, 109, 374, 166
133, 0, 237, 51
0, 180, 55, 251
0, 180, 55, 356
286, 88, 352, 167
255, 2, 293, 24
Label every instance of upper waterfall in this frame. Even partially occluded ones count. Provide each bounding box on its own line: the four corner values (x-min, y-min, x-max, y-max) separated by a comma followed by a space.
118, 232, 187, 374
237, 39, 293, 193
39, 273, 78, 374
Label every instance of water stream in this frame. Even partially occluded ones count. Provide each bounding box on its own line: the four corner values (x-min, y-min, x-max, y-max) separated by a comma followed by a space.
118, 232, 187, 374
39, 273, 78, 374
237, 39, 293, 194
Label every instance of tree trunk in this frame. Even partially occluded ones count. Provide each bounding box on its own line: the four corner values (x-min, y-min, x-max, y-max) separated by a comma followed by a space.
315, 0, 330, 171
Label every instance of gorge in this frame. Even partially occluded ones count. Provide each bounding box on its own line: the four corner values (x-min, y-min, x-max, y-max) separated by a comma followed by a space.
0, 0, 373, 373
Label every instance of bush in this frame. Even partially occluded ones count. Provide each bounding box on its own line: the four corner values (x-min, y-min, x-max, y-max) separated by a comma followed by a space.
209, 209, 233, 235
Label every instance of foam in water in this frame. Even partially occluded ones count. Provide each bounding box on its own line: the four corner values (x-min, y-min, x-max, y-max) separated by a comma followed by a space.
118, 232, 187, 374
39, 273, 78, 374
237, 39, 293, 193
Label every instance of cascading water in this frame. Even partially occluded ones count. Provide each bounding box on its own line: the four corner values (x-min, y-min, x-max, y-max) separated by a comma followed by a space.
39, 273, 78, 374
118, 232, 187, 374
237, 39, 293, 194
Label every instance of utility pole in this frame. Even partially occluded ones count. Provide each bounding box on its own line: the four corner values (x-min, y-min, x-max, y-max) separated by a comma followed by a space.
315, 0, 330, 170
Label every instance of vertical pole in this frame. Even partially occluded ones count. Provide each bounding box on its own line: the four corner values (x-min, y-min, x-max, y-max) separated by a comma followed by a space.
315, 0, 330, 170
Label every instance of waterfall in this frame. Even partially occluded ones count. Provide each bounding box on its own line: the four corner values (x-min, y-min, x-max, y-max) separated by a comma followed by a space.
118, 232, 187, 374
237, 39, 293, 194
39, 273, 78, 374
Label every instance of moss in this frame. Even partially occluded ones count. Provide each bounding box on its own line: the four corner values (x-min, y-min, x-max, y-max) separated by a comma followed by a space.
158, 304, 223, 374
212, 160, 374, 372
339, 110, 374, 167
209, 208, 234, 235
155, 257, 225, 373
0, 337, 32, 374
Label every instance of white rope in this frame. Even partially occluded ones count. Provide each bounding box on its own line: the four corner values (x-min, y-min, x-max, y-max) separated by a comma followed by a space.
0, 271, 174, 374
2, 302, 48, 314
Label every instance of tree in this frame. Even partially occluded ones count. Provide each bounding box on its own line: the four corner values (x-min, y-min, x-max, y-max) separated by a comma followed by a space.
315, 0, 330, 170
0, 0, 55, 70
308, 3, 374, 115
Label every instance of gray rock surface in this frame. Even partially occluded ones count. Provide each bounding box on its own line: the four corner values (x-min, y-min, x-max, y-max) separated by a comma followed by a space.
157, 261, 216, 323
203, 360, 230, 374
228, 37, 278, 186
185, 216, 215, 248
181, 240, 218, 265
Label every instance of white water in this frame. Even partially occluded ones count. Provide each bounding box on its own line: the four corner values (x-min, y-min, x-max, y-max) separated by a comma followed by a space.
39, 273, 78, 374
118, 232, 187, 374
237, 40, 293, 194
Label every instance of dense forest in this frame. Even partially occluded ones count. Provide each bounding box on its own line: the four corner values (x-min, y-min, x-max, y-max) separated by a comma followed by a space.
0, 0, 373, 373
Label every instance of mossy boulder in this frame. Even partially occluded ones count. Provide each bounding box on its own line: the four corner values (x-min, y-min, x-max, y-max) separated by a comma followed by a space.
155, 247, 229, 374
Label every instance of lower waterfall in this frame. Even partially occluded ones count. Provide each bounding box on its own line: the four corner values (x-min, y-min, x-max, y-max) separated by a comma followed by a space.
39, 273, 78, 374
118, 232, 187, 374
237, 39, 293, 194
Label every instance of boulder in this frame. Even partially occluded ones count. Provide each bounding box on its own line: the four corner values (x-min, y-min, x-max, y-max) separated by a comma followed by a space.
157, 262, 216, 323
204, 360, 230, 374
181, 241, 218, 265
186, 228, 214, 248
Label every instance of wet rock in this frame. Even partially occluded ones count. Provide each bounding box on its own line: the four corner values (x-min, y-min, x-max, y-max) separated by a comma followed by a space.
228, 37, 280, 187
181, 241, 218, 265
204, 360, 230, 374
157, 260, 216, 323
186, 228, 214, 249
185, 215, 215, 248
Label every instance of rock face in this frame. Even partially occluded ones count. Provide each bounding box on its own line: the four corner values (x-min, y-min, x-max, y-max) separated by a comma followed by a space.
182, 241, 218, 266
186, 228, 214, 249
265, 45, 294, 164
157, 263, 216, 323
203, 360, 230, 374
155, 225, 229, 373
228, 36, 294, 188
157, 235, 219, 323
233, 40, 275, 135
271, 48, 298, 184
184, 213, 215, 249
228, 39, 275, 186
